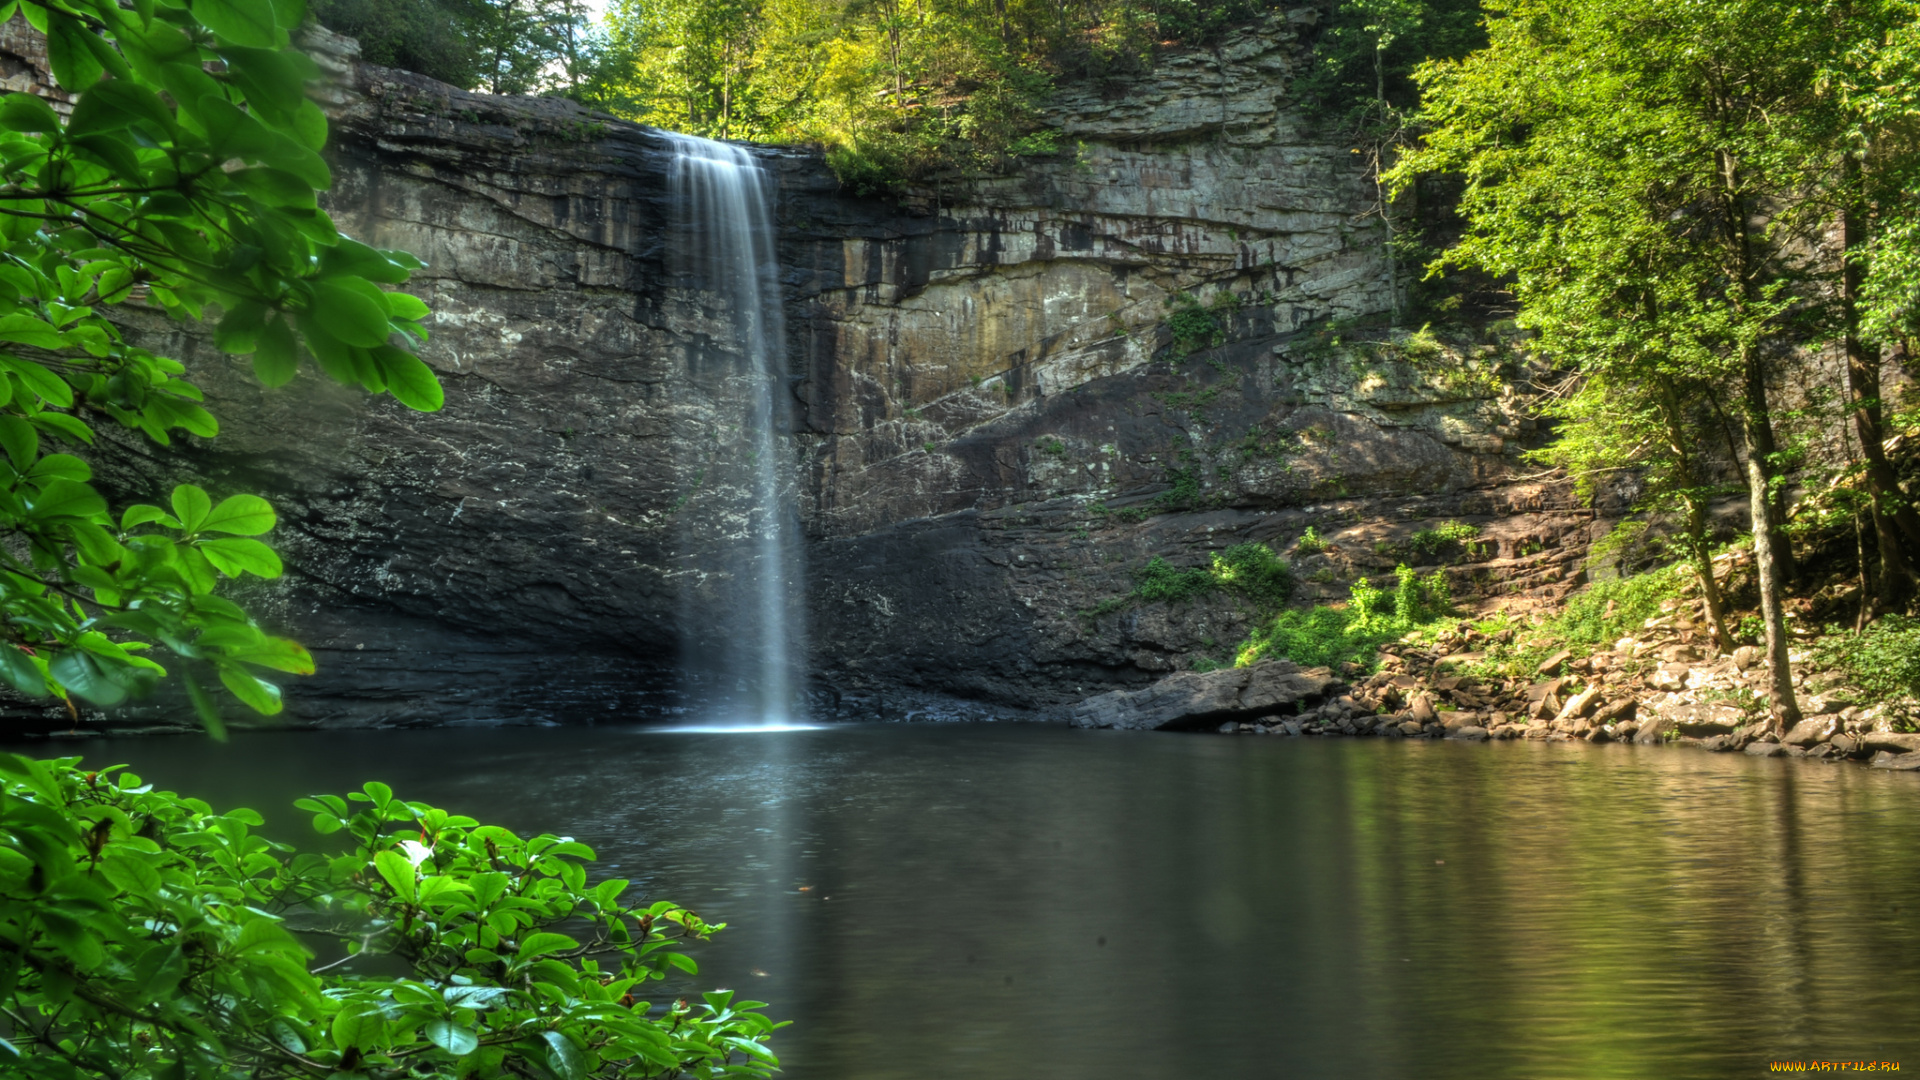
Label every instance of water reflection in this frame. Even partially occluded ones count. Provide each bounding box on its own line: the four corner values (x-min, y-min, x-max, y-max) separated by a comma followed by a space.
38, 725, 1920, 1079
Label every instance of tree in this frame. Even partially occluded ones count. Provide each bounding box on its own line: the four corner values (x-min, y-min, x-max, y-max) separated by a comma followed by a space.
0, 0, 443, 728
1393, 0, 1857, 729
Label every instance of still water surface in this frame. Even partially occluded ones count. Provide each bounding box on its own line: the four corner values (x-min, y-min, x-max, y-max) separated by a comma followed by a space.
38, 724, 1920, 1079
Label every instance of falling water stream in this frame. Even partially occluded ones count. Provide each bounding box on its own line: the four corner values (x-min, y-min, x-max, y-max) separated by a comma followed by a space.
666, 133, 805, 726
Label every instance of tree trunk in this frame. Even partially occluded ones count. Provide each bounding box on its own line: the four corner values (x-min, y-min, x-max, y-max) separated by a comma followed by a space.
1685, 509, 1734, 653
1741, 352, 1801, 732
1841, 155, 1920, 584
1374, 40, 1399, 326
1659, 378, 1732, 651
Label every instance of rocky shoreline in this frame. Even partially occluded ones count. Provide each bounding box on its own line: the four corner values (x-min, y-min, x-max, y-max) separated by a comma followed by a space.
1068, 606, 1920, 773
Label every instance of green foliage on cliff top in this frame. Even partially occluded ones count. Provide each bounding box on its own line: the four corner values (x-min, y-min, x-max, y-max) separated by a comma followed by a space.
0, 0, 442, 724
0, 753, 781, 1078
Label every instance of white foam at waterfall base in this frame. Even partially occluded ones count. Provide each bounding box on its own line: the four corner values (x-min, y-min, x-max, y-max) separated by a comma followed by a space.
665, 132, 806, 727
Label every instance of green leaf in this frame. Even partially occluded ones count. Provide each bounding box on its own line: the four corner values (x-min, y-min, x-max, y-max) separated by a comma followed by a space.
171, 484, 211, 533
215, 300, 267, 354
200, 494, 275, 535
228, 635, 313, 674
68, 78, 175, 137
0, 92, 61, 133
329, 1006, 380, 1052
184, 672, 228, 741
120, 504, 176, 530
517, 932, 578, 959
0, 646, 46, 698
374, 347, 443, 412
2, 356, 76, 407
191, 0, 284, 48
30, 412, 94, 446
198, 537, 281, 578
49, 649, 127, 706
30, 478, 107, 521
99, 851, 162, 896
47, 18, 106, 90
218, 666, 282, 715
374, 848, 417, 901
308, 279, 393, 347
28, 454, 89, 482
228, 165, 316, 207
0, 416, 34, 470
253, 316, 297, 386
424, 1021, 478, 1057
0, 314, 72, 352
544, 1031, 587, 1080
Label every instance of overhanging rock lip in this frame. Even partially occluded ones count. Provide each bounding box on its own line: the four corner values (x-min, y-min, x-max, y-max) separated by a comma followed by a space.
1064, 660, 1343, 731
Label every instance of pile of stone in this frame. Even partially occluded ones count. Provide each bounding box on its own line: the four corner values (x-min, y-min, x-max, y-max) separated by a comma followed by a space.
1213, 602, 1920, 772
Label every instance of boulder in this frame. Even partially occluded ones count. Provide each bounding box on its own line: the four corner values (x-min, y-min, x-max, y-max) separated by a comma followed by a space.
1634, 715, 1676, 744
1593, 697, 1638, 726
1398, 720, 1424, 737
1829, 732, 1860, 756
1554, 688, 1602, 723
1744, 742, 1788, 758
1067, 661, 1341, 731
1447, 725, 1490, 741
1870, 751, 1920, 771
1732, 645, 1764, 671
1665, 703, 1745, 736
1782, 717, 1837, 748
1537, 649, 1572, 675
1410, 694, 1439, 724
1649, 664, 1689, 692
1864, 732, 1920, 755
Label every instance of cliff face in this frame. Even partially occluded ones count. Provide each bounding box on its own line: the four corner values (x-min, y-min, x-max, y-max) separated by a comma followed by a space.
28, 14, 1597, 728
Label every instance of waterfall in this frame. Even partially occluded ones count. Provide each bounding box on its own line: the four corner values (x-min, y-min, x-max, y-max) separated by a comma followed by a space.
665, 132, 804, 726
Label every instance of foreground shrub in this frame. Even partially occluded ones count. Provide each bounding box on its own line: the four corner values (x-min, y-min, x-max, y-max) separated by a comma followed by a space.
0, 755, 779, 1079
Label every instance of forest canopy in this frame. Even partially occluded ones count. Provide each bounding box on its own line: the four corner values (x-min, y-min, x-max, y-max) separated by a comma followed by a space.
313, 0, 1485, 190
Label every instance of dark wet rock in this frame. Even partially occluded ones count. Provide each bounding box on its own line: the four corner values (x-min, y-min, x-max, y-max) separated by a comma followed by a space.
1066, 661, 1339, 731
1447, 725, 1490, 741
1870, 751, 1920, 771
1745, 742, 1789, 758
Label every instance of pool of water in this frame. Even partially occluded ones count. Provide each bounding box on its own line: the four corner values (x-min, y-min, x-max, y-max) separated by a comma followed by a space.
28, 723, 1920, 1079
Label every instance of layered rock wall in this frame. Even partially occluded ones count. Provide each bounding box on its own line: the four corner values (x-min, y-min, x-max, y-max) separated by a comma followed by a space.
7, 12, 1598, 728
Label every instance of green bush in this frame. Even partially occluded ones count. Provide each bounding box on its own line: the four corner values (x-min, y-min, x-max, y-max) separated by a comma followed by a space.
1815, 616, 1920, 704
1128, 544, 1293, 610
1134, 556, 1217, 603
1409, 520, 1482, 555
0, 755, 780, 1079
1210, 543, 1294, 610
1235, 565, 1453, 671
